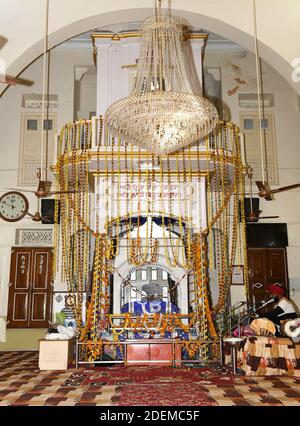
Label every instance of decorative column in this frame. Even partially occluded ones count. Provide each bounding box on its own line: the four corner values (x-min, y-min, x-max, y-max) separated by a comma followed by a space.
93, 35, 140, 116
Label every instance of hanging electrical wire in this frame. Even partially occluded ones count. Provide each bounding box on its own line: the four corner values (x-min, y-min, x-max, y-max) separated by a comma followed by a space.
253, 0, 266, 184
40, 0, 50, 181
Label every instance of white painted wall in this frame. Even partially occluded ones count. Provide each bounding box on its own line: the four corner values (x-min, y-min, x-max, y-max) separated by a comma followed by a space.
0, 46, 95, 342
1, 1, 300, 96
77, 71, 97, 119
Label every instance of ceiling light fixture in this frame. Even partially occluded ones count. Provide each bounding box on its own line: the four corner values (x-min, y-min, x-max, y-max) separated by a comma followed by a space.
104, 0, 218, 155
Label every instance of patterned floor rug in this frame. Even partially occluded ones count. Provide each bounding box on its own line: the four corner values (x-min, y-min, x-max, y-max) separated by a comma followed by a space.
0, 351, 299, 406
78, 365, 232, 406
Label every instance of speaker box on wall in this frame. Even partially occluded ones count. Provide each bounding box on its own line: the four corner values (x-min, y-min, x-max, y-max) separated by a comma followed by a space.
246, 223, 288, 248
41, 199, 60, 224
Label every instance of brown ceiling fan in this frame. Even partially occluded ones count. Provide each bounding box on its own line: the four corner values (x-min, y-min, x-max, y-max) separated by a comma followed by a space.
33, 168, 76, 197
26, 197, 57, 223
7, 168, 76, 198
0, 36, 33, 87
245, 207, 279, 223
244, 168, 279, 222
27, 210, 53, 223
255, 181, 300, 201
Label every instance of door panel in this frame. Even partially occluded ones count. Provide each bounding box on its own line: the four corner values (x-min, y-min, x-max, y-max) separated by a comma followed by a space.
250, 251, 265, 280
248, 249, 267, 305
15, 251, 31, 289
32, 251, 49, 289
31, 293, 46, 321
12, 293, 28, 324
268, 251, 286, 284
247, 248, 288, 311
7, 247, 53, 328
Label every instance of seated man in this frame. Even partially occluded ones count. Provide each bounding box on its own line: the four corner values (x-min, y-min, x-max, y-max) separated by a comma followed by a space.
261, 283, 297, 335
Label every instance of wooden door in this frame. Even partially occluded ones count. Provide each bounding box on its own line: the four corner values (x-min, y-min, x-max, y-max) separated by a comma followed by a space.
7, 247, 53, 328
247, 248, 288, 309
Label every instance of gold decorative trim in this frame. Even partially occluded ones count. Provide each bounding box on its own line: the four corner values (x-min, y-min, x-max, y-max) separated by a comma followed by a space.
91, 31, 208, 65
92, 32, 140, 41
91, 31, 208, 42
90, 171, 211, 177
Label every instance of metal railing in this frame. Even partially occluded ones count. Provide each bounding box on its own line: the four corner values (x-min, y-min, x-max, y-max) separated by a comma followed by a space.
57, 117, 241, 160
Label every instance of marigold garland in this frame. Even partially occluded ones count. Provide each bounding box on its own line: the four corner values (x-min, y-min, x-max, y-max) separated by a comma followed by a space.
54, 118, 247, 362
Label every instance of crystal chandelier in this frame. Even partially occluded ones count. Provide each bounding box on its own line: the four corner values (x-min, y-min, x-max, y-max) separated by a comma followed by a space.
104, 0, 218, 155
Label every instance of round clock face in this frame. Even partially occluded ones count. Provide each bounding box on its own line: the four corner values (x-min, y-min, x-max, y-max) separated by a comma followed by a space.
0, 191, 29, 222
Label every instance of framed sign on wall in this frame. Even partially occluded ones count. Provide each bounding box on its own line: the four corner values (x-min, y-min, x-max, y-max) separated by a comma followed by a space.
232, 265, 244, 285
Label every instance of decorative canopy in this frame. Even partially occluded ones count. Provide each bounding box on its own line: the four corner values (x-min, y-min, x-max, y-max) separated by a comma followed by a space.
104, 2, 218, 155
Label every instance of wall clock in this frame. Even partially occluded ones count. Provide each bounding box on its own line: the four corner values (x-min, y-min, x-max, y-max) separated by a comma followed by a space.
0, 191, 29, 222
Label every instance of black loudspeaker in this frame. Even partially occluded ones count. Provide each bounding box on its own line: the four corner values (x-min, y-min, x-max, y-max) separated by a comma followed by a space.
41, 199, 60, 224
239, 197, 260, 222
246, 223, 288, 248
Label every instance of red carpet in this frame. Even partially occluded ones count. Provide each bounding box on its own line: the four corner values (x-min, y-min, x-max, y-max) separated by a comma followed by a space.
80, 365, 234, 406
114, 382, 217, 406
82, 365, 234, 385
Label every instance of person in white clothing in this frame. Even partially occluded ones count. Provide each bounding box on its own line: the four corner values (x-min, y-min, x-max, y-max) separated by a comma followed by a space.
263, 283, 297, 335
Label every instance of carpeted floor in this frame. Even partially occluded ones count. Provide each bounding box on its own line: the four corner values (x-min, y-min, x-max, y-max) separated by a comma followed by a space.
0, 351, 299, 406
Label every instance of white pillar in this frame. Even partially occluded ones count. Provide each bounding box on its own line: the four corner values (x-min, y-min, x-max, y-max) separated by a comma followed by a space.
94, 34, 205, 115
94, 37, 139, 116
189, 37, 206, 95
178, 274, 189, 316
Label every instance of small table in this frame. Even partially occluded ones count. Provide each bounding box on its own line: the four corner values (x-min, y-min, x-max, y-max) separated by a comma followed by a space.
125, 339, 181, 366
39, 338, 75, 370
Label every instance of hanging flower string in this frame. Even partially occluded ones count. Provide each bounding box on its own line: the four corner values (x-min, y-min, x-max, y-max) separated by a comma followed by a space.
54, 116, 247, 361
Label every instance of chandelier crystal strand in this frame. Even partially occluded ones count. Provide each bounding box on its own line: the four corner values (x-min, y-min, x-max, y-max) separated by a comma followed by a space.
104, 2, 218, 154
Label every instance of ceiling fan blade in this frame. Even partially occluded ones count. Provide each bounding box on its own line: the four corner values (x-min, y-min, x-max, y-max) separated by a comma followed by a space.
57, 190, 76, 194
41, 217, 53, 223
255, 180, 274, 200
271, 183, 300, 194
27, 211, 42, 222
49, 190, 77, 195
0, 36, 8, 50
258, 216, 279, 219
35, 190, 76, 198
5, 187, 36, 193
0, 74, 33, 86
255, 180, 267, 191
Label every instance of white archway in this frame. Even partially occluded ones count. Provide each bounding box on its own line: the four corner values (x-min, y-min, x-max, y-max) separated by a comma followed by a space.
112, 220, 188, 315
1, 1, 299, 96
